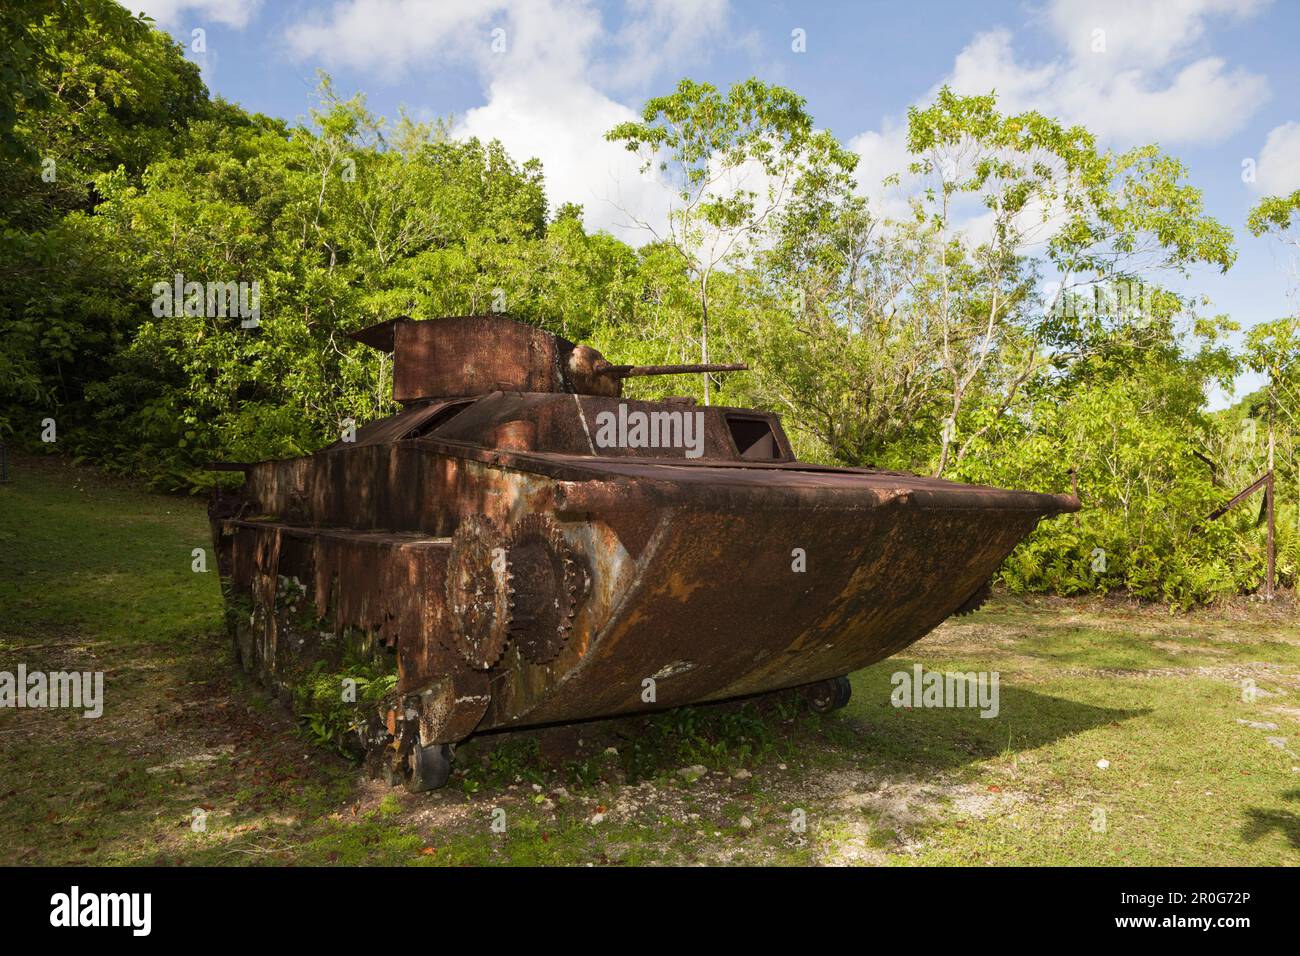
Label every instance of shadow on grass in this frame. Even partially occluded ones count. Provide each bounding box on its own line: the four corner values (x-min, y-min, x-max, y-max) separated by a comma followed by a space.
825, 660, 1150, 773
1240, 789, 1300, 850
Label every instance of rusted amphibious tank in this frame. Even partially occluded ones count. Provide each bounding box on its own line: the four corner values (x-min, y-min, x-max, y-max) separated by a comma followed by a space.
209, 314, 1078, 790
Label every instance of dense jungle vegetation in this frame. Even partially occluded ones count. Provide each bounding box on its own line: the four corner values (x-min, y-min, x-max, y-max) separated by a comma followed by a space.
3, 1, 1300, 606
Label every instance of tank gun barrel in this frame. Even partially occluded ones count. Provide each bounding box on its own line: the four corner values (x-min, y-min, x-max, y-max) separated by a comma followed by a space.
608, 362, 748, 379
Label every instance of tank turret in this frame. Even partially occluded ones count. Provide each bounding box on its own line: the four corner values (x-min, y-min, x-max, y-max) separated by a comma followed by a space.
348, 314, 746, 401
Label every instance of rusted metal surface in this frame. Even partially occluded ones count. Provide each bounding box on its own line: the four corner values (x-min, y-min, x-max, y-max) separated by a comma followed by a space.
211, 314, 1079, 790
354, 315, 569, 402
1200, 471, 1272, 524
612, 362, 749, 378
1197, 470, 1275, 600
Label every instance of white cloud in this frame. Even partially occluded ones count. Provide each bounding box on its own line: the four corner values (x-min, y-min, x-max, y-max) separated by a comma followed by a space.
599, 0, 729, 89
1043, 0, 1269, 70
455, 73, 672, 241
283, 0, 732, 241
451, 0, 679, 239
845, 0, 1272, 225
944, 29, 1060, 104
1253, 122, 1300, 196
845, 120, 913, 221
286, 0, 508, 80
1055, 57, 1268, 144
847, 121, 910, 194
133, 0, 261, 29
939, 23, 1268, 147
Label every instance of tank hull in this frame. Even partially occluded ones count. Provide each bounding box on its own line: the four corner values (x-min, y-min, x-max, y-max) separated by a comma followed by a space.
211, 433, 1075, 782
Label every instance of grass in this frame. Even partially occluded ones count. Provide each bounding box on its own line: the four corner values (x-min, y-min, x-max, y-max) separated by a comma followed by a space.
2, 451, 1298, 865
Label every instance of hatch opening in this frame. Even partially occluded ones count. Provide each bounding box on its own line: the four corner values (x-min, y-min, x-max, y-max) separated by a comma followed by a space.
726, 416, 781, 460
407, 400, 473, 439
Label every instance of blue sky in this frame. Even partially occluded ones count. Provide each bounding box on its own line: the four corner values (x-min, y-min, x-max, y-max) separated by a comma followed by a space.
133, 0, 1300, 403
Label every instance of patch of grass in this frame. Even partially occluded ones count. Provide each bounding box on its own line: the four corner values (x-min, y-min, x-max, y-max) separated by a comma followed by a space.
616, 701, 784, 783
455, 736, 550, 795
0, 455, 223, 646
292, 657, 397, 755
804, 605, 1300, 864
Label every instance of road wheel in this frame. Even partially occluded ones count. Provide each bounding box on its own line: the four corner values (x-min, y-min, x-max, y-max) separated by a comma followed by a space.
406, 742, 454, 792
805, 675, 852, 714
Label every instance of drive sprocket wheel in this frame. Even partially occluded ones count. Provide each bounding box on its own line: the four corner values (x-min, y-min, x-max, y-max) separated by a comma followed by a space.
506, 514, 582, 664
446, 515, 513, 670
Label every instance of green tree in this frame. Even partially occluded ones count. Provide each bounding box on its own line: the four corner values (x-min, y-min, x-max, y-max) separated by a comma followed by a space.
68, 74, 647, 488
905, 88, 1234, 476
606, 78, 857, 404
0, 0, 207, 441
745, 87, 1234, 479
